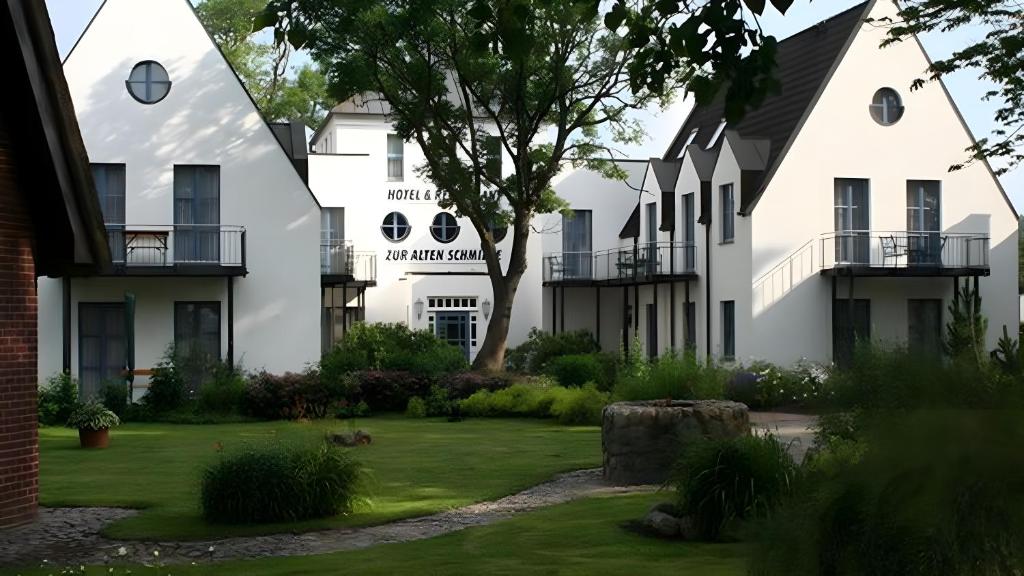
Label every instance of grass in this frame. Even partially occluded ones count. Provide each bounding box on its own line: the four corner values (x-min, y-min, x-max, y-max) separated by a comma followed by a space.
8, 494, 748, 576
38, 416, 600, 540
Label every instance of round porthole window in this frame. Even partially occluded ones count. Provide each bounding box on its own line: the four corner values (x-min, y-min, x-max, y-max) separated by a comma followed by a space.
488, 222, 508, 243
126, 61, 171, 104
869, 87, 904, 126
430, 212, 460, 243
381, 211, 410, 242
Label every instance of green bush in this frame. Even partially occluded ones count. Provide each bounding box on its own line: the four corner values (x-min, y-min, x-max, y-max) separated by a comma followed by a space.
674, 434, 795, 541
100, 381, 128, 418
243, 370, 329, 420
405, 396, 427, 418
505, 328, 599, 373
425, 385, 453, 416
144, 349, 188, 413
66, 401, 121, 431
727, 360, 828, 410
460, 379, 609, 425
201, 442, 361, 524
544, 353, 616, 390
38, 372, 78, 425
198, 362, 247, 414
615, 352, 727, 401
321, 322, 468, 381
752, 411, 1024, 576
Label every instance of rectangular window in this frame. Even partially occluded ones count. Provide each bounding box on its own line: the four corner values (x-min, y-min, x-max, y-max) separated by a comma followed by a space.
174, 302, 221, 393
484, 136, 501, 181
173, 165, 220, 263
908, 299, 943, 358
721, 300, 735, 360
320, 207, 347, 274
387, 133, 404, 180
834, 178, 869, 264
682, 193, 695, 270
91, 164, 126, 262
561, 209, 593, 279
645, 202, 658, 274
78, 303, 126, 400
833, 299, 871, 367
720, 184, 734, 243
907, 180, 941, 265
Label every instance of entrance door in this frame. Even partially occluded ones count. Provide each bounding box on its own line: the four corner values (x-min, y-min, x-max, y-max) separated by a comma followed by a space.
79, 303, 126, 399
908, 299, 943, 358
834, 179, 869, 264
436, 312, 470, 359
833, 299, 871, 366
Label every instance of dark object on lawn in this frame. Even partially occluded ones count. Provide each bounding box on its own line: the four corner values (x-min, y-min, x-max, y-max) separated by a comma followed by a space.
638, 503, 700, 540
602, 400, 749, 485
78, 428, 109, 449
327, 430, 372, 447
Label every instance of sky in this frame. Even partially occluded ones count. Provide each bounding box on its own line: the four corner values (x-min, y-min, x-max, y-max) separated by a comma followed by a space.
44, 0, 1021, 209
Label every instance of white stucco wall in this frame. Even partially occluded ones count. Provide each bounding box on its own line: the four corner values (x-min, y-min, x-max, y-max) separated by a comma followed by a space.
38, 0, 321, 381
748, 0, 1018, 364
308, 114, 543, 358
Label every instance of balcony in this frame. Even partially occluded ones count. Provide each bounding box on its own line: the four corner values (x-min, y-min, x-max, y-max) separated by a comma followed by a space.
819, 231, 990, 277
543, 242, 698, 285
321, 239, 377, 285
102, 224, 246, 276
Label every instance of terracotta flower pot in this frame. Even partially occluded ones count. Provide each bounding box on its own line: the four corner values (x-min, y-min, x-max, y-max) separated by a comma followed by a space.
79, 427, 110, 449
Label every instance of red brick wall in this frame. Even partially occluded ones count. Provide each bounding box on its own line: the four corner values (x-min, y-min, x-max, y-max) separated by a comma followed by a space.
0, 118, 40, 528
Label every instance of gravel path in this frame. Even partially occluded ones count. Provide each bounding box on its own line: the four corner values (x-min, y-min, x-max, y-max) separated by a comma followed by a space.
1, 469, 655, 569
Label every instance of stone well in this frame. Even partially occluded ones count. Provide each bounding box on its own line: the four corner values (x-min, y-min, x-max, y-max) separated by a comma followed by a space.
602, 400, 750, 485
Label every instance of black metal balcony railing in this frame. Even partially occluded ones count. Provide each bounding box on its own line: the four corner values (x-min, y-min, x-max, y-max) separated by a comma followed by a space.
543, 242, 697, 283
820, 231, 989, 270
106, 224, 246, 269
321, 239, 377, 282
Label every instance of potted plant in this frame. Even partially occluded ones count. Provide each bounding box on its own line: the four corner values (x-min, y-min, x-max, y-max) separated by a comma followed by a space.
67, 401, 121, 448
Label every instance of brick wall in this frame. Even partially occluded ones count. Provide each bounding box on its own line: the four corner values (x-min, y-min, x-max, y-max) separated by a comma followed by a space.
0, 117, 40, 528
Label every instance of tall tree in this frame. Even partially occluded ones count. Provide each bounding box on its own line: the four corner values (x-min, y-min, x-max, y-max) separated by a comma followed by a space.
871, 1, 1024, 174
258, 0, 782, 369
196, 0, 332, 127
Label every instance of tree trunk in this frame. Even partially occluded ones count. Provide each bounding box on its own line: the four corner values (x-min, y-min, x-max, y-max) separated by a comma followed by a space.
472, 214, 530, 371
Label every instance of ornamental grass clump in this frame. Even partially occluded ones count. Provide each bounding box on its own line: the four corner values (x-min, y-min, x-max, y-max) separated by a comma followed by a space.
200, 442, 361, 524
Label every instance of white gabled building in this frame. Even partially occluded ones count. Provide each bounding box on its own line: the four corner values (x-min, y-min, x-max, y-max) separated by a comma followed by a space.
544, 0, 1019, 366
37, 0, 322, 396
304, 96, 543, 360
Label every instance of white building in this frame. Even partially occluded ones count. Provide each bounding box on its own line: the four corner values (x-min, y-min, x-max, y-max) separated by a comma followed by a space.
304, 95, 543, 359
37, 0, 322, 396
543, 0, 1019, 366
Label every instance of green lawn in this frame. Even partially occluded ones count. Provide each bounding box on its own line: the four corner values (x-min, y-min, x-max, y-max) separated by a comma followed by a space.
9, 494, 748, 576
39, 416, 600, 540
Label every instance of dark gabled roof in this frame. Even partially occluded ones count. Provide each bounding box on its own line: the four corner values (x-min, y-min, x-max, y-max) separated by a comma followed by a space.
2, 0, 109, 276
664, 1, 872, 214
270, 121, 310, 184
649, 158, 682, 193
619, 203, 640, 239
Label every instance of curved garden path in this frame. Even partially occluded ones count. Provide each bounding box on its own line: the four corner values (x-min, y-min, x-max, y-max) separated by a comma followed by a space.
0, 469, 655, 569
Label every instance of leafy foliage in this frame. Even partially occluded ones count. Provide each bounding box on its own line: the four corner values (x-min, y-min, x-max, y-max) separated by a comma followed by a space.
544, 353, 616, 390
872, 1, 1024, 173
201, 442, 361, 524
726, 360, 828, 409
243, 369, 333, 420
442, 371, 512, 400
614, 352, 728, 401
66, 401, 121, 431
991, 324, 1021, 375
405, 396, 428, 418
38, 372, 79, 426
143, 348, 189, 414
945, 283, 988, 365
673, 434, 795, 541
321, 323, 468, 383
460, 380, 608, 425
196, 0, 331, 126
198, 362, 248, 414
100, 381, 128, 418
505, 328, 599, 374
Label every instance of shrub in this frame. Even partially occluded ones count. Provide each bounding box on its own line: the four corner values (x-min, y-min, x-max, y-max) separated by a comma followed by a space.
615, 352, 727, 401
549, 383, 608, 425
505, 328, 599, 373
460, 380, 609, 425
443, 371, 511, 400
198, 362, 247, 414
100, 381, 128, 418
674, 434, 795, 541
405, 396, 427, 418
727, 360, 827, 410
242, 369, 328, 420
144, 350, 188, 413
752, 411, 1024, 576
544, 353, 614, 389
201, 442, 361, 524
38, 372, 78, 425
66, 401, 121, 431
347, 370, 431, 412
425, 385, 453, 417
335, 400, 370, 420
321, 322, 468, 379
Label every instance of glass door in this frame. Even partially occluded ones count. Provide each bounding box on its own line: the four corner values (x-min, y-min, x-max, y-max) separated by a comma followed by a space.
834, 179, 869, 264
78, 303, 126, 399
436, 312, 470, 359
907, 181, 941, 265
174, 166, 220, 263
561, 210, 592, 280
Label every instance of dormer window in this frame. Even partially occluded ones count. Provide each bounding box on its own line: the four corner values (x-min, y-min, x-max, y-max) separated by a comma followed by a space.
707, 119, 727, 150
870, 88, 904, 126
682, 128, 699, 150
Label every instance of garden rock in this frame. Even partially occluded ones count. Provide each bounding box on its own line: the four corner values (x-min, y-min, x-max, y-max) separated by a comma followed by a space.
648, 501, 677, 516
327, 430, 372, 447
641, 510, 680, 537
602, 400, 749, 485
677, 514, 699, 541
